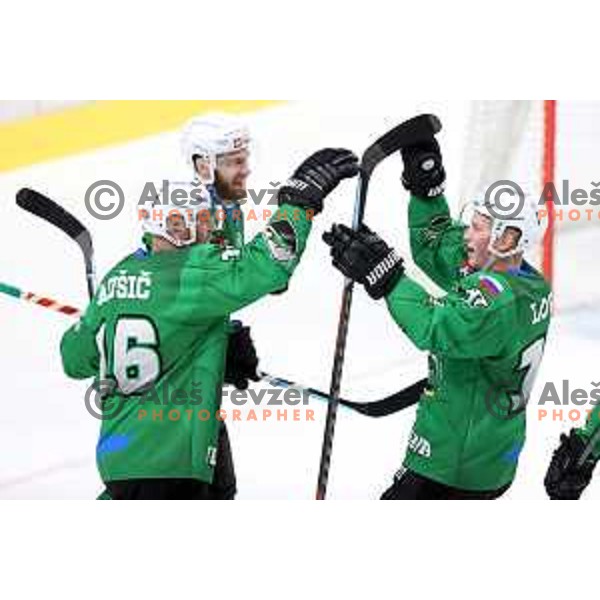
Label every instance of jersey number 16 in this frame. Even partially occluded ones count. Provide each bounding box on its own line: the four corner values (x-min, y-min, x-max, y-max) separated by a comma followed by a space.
96, 317, 161, 396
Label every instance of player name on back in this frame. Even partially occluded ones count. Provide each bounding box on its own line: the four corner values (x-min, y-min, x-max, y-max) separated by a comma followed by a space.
97, 270, 152, 306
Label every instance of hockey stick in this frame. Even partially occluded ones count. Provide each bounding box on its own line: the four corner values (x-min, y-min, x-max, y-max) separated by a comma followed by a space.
0, 279, 426, 417
259, 371, 426, 418
316, 114, 442, 500
16, 188, 97, 299
0, 282, 82, 317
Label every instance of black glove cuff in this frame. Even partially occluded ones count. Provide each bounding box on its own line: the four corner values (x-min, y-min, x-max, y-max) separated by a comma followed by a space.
401, 141, 446, 199
277, 178, 324, 215
364, 250, 405, 300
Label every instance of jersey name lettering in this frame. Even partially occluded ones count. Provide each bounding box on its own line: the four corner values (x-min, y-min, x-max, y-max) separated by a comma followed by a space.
97, 270, 152, 306
530, 293, 553, 325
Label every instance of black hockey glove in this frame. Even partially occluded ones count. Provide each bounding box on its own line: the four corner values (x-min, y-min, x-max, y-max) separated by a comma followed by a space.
401, 137, 446, 199
323, 224, 405, 300
278, 148, 359, 215
545, 429, 598, 500
224, 321, 260, 391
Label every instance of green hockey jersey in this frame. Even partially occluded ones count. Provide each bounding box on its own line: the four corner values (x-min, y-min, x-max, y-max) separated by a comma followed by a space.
385, 194, 553, 491
61, 205, 312, 484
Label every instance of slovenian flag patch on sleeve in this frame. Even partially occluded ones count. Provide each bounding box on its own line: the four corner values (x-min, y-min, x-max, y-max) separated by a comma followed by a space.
478, 275, 504, 297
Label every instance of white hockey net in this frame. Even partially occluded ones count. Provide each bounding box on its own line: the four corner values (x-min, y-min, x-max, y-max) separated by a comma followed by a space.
458, 100, 600, 313
458, 100, 548, 272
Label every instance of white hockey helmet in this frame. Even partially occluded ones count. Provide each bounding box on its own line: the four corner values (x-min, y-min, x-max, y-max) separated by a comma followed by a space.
140, 181, 214, 248
466, 191, 542, 259
180, 113, 251, 184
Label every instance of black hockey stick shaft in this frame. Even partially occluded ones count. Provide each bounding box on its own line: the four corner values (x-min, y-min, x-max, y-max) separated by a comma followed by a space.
315, 179, 367, 500
315, 115, 442, 500
259, 370, 426, 417
16, 188, 97, 299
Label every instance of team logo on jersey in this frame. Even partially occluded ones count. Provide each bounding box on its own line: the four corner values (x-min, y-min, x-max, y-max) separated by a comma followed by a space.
464, 287, 490, 308
263, 220, 297, 262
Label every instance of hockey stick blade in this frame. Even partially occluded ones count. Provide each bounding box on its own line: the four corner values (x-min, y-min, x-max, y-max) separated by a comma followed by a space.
16, 188, 96, 298
17, 188, 87, 241
340, 378, 427, 417
260, 370, 427, 418
362, 114, 442, 177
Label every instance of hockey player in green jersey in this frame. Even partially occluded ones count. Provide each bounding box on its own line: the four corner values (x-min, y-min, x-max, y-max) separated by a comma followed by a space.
179, 114, 256, 498
545, 410, 600, 500
61, 147, 359, 500
323, 130, 552, 500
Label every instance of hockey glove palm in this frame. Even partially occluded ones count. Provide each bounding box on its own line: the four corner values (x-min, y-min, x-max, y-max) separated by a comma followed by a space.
278, 148, 359, 215
323, 224, 404, 300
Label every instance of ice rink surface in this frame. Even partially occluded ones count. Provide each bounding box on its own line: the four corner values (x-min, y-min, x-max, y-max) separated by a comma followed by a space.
0, 100, 598, 499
